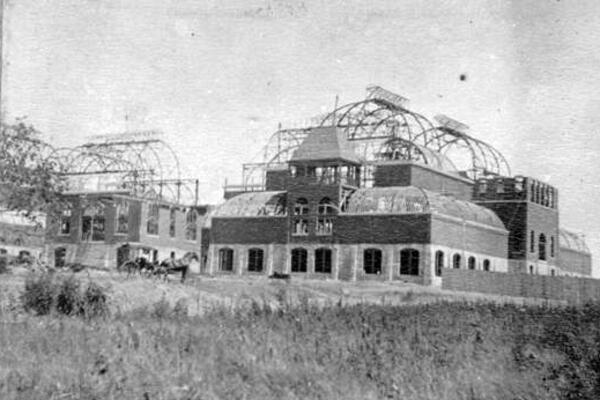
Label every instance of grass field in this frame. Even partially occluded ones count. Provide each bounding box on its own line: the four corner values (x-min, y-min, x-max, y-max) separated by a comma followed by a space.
0, 269, 598, 399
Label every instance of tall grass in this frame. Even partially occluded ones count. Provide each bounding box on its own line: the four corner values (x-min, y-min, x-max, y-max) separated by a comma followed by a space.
1, 287, 600, 399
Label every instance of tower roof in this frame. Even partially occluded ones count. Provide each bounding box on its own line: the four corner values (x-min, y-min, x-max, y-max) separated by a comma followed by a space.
290, 126, 361, 164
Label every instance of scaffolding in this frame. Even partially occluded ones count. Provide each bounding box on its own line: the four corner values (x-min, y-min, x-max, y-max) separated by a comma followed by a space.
237, 86, 511, 189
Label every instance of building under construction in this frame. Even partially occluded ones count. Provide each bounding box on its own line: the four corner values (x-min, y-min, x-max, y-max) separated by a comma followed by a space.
204, 86, 592, 284
43, 131, 209, 269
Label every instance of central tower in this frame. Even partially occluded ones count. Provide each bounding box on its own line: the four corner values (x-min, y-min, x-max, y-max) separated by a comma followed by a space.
286, 126, 361, 244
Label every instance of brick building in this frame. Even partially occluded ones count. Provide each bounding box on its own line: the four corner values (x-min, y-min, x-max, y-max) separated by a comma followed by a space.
43, 132, 209, 270
45, 191, 209, 269
204, 88, 592, 284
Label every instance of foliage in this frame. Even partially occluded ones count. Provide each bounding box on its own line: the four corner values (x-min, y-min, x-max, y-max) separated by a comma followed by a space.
0, 257, 8, 274
149, 296, 189, 320
0, 120, 66, 222
83, 281, 109, 318
3, 299, 600, 399
21, 273, 56, 315
21, 273, 109, 318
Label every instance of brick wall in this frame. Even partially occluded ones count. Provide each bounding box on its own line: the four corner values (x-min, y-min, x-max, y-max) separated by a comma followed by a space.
265, 169, 288, 191
333, 214, 431, 244
442, 268, 600, 303
430, 215, 507, 257
211, 217, 288, 244
373, 162, 474, 201
475, 200, 558, 265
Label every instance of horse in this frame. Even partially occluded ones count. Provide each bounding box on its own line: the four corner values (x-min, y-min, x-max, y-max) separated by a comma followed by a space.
154, 252, 199, 283
119, 257, 156, 278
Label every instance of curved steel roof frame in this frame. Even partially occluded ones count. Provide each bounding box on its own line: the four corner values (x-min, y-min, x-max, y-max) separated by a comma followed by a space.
377, 137, 458, 172
416, 126, 511, 178
237, 87, 511, 188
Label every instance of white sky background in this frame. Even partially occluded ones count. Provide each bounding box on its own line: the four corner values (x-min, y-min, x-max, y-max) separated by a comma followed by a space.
3, 0, 600, 275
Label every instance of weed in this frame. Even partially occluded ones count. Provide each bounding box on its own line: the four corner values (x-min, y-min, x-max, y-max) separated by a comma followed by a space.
152, 295, 171, 319
21, 273, 109, 318
173, 298, 189, 319
22, 273, 56, 315
56, 275, 83, 316
0, 256, 9, 274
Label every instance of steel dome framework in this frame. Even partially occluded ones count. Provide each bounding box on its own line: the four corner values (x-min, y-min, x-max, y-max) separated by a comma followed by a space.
53, 131, 199, 205
240, 86, 511, 188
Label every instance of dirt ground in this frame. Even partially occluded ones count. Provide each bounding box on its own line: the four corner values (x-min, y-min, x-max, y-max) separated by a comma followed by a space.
0, 267, 561, 317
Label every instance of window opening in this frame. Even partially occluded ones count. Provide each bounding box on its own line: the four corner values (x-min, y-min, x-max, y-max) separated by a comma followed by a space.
400, 249, 419, 275
219, 248, 234, 272
82, 202, 105, 241
453, 254, 461, 269
315, 248, 332, 274
291, 248, 308, 273
435, 251, 444, 276
248, 248, 264, 272
363, 248, 382, 275
147, 203, 159, 236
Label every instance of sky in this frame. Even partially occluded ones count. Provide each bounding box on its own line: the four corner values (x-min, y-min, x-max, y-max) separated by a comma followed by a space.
3, 0, 600, 275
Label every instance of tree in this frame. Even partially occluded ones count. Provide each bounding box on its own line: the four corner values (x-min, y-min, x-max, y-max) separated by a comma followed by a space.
0, 120, 66, 224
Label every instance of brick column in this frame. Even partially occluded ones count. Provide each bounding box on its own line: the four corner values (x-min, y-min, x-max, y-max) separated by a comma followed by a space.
351, 245, 358, 281
104, 247, 111, 269
266, 244, 274, 276
237, 245, 244, 276
207, 245, 216, 275
333, 245, 340, 280
284, 243, 291, 274
387, 246, 394, 281
421, 245, 434, 286
307, 246, 315, 276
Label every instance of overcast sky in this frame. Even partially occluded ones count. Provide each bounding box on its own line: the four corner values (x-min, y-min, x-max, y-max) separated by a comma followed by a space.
4, 0, 600, 275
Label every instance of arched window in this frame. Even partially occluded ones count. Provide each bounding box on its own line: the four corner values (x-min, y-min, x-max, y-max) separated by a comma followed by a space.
468, 256, 476, 270
248, 248, 264, 272
453, 254, 461, 269
400, 249, 419, 276
115, 201, 129, 234
219, 248, 234, 272
169, 208, 177, 238
294, 198, 309, 215
317, 197, 334, 215
550, 236, 555, 258
363, 248, 382, 275
146, 203, 159, 236
483, 259, 490, 271
538, 234, 546, 261
435, 251, 444, 277
291, 248, 307, 273
315, 248, 332, 274
185, 209, 197, 241
530, 230, 535, 253
551, 269, 555, 276
317, 197, 334, 235
529, 265, 534, 275
82, 202, 106, 241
